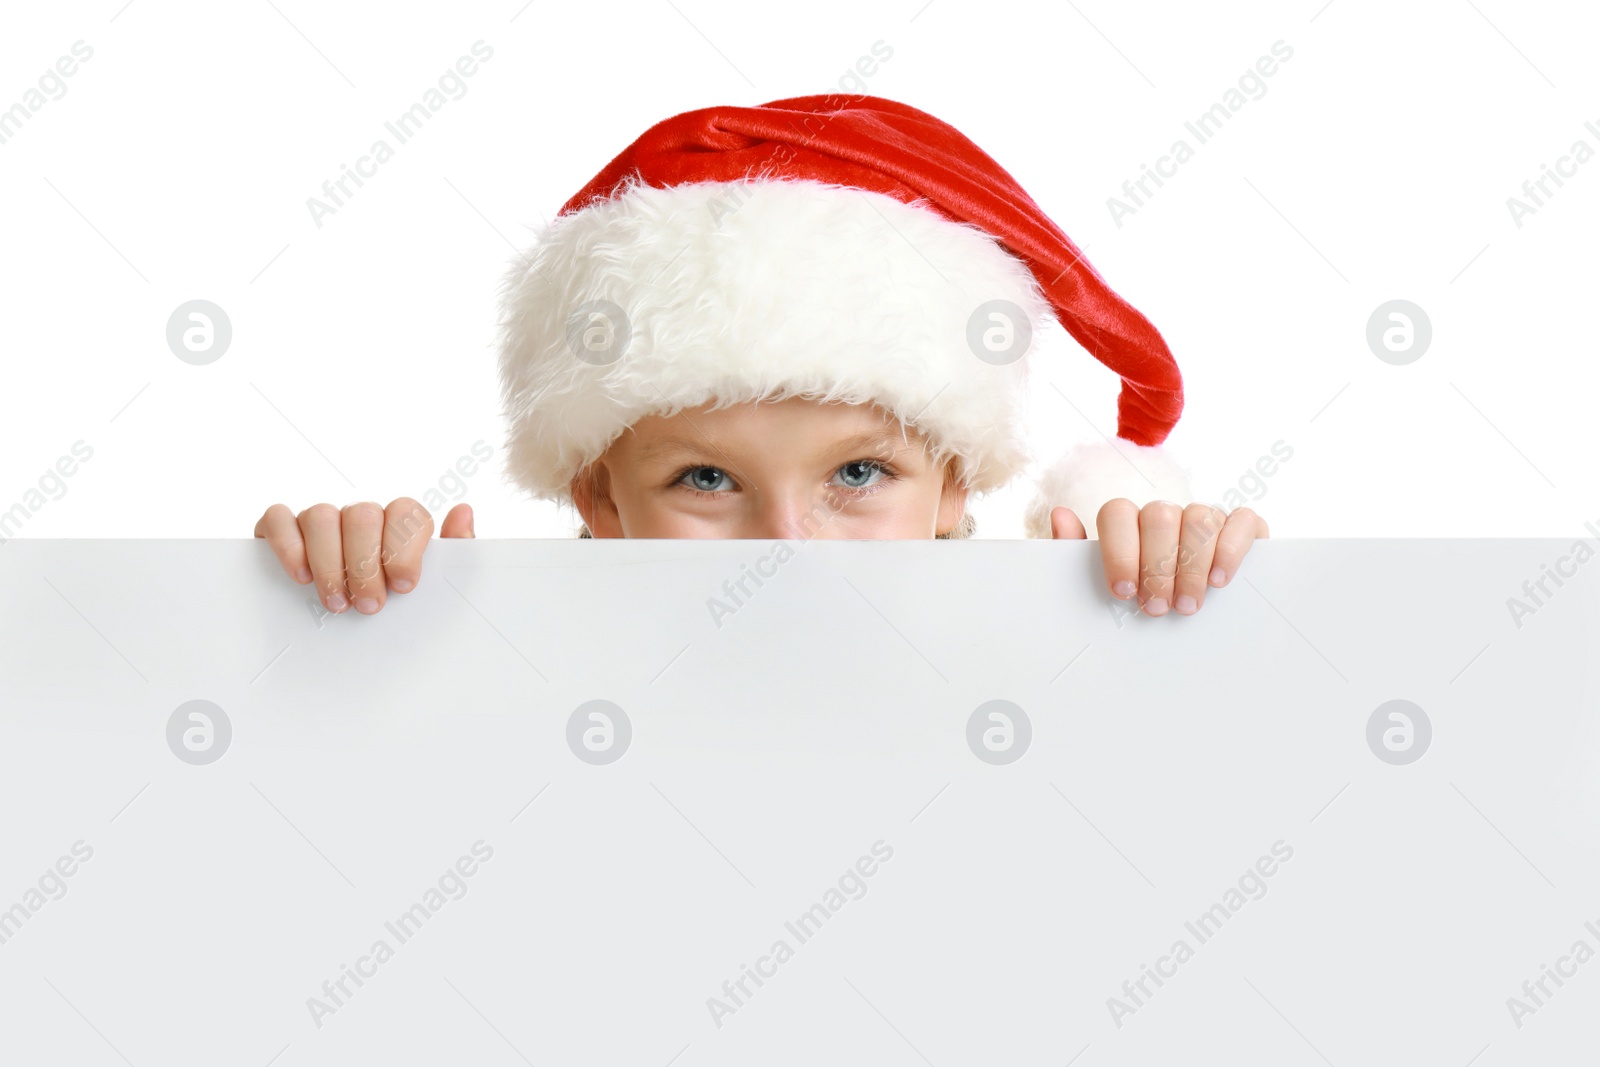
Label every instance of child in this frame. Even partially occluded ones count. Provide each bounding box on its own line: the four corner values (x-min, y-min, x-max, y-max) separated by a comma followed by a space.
255, 94, 1266, 618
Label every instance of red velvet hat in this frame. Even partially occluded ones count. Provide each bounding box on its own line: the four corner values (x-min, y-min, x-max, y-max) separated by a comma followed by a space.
496, 94, 1193, 536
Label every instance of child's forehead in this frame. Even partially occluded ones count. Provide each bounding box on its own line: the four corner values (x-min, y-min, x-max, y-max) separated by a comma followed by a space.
621, 398, 927, 457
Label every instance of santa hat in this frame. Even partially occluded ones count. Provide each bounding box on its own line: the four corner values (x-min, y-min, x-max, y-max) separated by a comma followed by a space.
495, 93, 1193, 537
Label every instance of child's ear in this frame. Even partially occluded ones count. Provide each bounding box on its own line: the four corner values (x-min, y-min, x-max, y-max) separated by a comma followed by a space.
571, 461, 623, 538
934, 459, 970, 537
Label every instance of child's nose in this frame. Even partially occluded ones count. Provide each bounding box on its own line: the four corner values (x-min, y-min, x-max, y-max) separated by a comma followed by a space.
747, 489, 843, 541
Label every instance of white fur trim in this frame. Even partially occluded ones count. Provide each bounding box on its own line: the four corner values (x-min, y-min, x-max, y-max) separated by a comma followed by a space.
495, 178, 1053, 505
1022, 439, 1193, 539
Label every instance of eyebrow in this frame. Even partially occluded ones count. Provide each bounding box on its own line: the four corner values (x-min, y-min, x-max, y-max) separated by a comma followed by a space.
630, 426, 915, 467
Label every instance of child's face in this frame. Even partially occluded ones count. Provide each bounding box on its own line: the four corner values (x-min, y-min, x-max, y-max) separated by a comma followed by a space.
571, 397, 968, 539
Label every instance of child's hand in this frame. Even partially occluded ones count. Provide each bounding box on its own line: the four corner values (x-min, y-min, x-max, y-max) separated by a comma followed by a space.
253, 499, 475, 615
1049, 501, 1268, 617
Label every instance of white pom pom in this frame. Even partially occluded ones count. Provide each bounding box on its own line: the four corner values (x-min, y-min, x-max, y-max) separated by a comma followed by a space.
1023, 438, 1194, 539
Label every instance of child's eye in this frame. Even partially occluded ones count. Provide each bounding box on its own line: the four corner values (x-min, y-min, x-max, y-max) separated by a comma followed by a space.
674, 465, 737, 496
831, 460, 897, 494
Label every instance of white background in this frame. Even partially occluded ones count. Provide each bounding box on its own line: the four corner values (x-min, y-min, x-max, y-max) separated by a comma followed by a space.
1, 0, 1595, 540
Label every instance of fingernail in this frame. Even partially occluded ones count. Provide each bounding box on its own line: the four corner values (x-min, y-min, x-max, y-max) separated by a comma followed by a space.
1112, 580, 1135, 598
1209, 566, 1227, 586
295, 567, 312, 583
328, 593, 348, 612
391, 578, 413, 593
1146, 598, 1168, 616
355, 597, 379, 614
1175, 594, 1198, 615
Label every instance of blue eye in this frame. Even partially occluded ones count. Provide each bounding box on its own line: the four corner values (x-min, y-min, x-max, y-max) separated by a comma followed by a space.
679, 466, 734, 493
833, 460, 887, 490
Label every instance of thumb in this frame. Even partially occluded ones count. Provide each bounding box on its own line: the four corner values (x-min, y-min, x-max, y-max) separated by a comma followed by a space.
441, 503, 475, 539
1049, 505, 1087, 540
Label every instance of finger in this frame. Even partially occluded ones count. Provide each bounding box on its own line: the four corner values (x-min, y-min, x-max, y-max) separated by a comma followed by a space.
1172, 503, 1226, 615
254, 504, 312, 584
1095, 499, 1141, 601
1049, 505, 1086, 540
341, 502, 387, 615
1137, 500, 1183, 616
381, 497, 435, 594
440, 502, 475, 539
1209, 507, 1266, 587
298, 504, 349, 613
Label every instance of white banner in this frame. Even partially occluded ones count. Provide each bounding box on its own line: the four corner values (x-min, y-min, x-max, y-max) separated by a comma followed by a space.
0, 538, 1597, 1064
